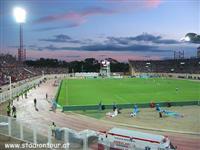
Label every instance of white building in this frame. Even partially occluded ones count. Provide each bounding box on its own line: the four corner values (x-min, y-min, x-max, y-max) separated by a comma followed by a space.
100, 60, 111, 77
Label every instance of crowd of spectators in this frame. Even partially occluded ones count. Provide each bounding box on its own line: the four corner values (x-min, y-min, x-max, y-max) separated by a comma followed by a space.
0, 54, 68, 86
129, 58, 200, 74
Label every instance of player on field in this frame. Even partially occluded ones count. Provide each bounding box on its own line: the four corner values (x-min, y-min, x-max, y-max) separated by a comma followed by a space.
34, 98, 37, 108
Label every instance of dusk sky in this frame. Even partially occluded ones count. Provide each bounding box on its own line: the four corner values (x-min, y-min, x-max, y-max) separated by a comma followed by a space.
0, 0, 199, 62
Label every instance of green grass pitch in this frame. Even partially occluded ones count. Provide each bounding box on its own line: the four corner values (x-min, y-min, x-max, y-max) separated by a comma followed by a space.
57, 78, 200, 106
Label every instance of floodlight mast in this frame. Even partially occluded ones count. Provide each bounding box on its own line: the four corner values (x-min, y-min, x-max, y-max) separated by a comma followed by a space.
13, 7, 26, 62
20, 23, 23, 56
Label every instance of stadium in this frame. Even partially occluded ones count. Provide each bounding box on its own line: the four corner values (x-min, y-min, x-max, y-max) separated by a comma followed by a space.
0, 1, 200, 150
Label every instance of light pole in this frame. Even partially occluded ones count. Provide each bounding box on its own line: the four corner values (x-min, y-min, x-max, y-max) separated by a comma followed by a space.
8, 76, 12, 103
13, 7, 26, 62
42, 70, 44, 80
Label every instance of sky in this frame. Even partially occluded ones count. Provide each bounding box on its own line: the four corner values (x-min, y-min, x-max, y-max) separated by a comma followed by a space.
0, 0, 199, 62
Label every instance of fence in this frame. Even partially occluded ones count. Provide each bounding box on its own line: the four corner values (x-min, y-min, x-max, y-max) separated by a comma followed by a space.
0, 74, 67, 104
0, 114, 178, 150
0, 115, 99, 150
0, 76, 43, 103
62, 100, 199, 111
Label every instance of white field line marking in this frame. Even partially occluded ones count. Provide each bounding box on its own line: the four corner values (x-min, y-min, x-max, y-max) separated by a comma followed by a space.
114, 95, 130, 104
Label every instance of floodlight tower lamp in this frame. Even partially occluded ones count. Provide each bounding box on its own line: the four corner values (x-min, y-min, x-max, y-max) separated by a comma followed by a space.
13, 7, 26, 23
184, 36, 190, 42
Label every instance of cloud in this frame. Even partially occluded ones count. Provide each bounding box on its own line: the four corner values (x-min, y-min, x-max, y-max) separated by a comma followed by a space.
42, 44, 79, 51
104, 0, 161, 10
81, 43, 170, 52
33, 1, 161, 31
146, 0, 161, 7
29, 44, 37, 48
38, 43, 170, 53
20, 32, 190, 54
33, 22, 83, 31
33, 7, 113, 31
129, 33, 162, 41
107, 33, 180, 45
33, 6, 114, 31
35, 7, 114, 24
35, 33, 186, 53
154, 39, 179, 44
39, 34, 81, 43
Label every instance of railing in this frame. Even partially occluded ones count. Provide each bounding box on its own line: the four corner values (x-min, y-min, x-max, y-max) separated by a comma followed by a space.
0, 115, 98, 150
0, 74, 67, 103
0, 76, 43, 103
0, 115, 177, 150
